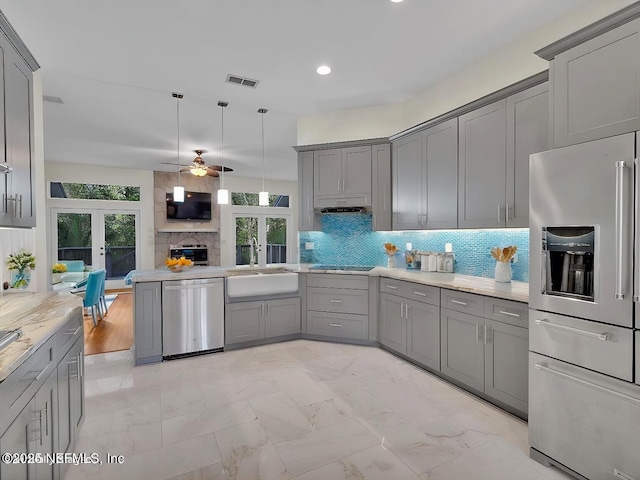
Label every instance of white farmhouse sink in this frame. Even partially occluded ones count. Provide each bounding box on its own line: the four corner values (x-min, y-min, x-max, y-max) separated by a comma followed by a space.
226, 271, 298, 297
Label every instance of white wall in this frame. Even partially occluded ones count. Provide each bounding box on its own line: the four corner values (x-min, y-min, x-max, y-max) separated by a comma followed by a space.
219, 176, 298, 266
298, 0, 638, 145
45, 162, 155, 274
0, 71, 46, 293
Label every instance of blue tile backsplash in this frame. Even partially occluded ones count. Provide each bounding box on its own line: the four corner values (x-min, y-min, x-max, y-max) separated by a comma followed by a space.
299, 214, 529, 282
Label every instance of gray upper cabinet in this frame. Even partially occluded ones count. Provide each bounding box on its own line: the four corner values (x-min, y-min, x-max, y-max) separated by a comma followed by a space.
314, 146, 372, 208
392, 119, 458, 230
506, 83, 549, 228
371, 143, 391, 231
298, 151, 320, 231
458, 99, 507, 229
392, 132, 422, 230
551, 17, 640, 148
134, 281, 163, 365
0, 30, 36, 228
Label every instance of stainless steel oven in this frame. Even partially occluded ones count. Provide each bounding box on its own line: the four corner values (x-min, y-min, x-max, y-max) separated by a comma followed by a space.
169, 244, 208, 266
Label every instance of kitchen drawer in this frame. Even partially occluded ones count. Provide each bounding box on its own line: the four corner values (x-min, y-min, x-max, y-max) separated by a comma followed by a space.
55, 309, 83, 360
529, 309, 633, 382
307, 311, 368, 340
380, 277, 440, 306
484, 298, 528, 328
441, 289, 484, 317
529, 352, 640, 480
0, 336, 55, 435
307, 274, 368, 290
307, 287, 368, 315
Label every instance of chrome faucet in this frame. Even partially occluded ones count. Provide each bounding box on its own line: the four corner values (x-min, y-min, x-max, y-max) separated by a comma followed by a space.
249, 237, 258, 267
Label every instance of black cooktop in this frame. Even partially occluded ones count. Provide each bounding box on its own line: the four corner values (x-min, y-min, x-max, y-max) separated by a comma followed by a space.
309, 265, 375, 271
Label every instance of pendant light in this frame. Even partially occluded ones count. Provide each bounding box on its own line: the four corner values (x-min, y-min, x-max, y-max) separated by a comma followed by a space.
172, 92, 185, 203
258, 108, 269, 206
217, 101, 229, 205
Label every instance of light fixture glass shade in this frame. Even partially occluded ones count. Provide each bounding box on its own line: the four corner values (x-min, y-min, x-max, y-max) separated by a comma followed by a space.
259, 191, 269, 206
173, 185, 185, 203
190, 166, 208, 177
217, 188, 229, 205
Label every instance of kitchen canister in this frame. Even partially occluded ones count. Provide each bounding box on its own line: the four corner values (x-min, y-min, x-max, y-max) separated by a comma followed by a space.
421, 254, 437, 272
437, 253, 454, 273
495, 261, 512, 282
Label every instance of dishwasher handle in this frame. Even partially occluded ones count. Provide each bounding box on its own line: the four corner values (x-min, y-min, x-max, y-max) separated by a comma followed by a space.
164, 282, 222, 292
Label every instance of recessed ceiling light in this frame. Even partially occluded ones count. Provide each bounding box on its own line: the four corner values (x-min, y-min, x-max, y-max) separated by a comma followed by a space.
390, 0, 404, 2
316, 65, 331, 75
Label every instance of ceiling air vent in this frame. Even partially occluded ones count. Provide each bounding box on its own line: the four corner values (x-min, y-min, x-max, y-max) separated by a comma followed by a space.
43, 95, 64, 104
226, 74, 259, 88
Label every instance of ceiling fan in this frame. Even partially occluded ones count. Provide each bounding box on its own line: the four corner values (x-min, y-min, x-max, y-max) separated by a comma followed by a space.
163, 149, 233, 177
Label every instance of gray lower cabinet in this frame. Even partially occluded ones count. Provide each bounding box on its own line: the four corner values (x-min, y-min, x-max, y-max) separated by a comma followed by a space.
440, 308, 485, 392
550, 17, 640, 148
484, 318, 528, 413
636, 331, 639, 386
226, 297, 300, 345
0, 370, 57, 480
306, 274, 369, 341
380, 293, 440, 371
380, 293, 406, 353
57, 336, 84, 479
441, 304, 529, 414
134, 281, 162, 365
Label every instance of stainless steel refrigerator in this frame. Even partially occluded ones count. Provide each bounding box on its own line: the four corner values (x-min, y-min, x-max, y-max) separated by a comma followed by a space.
529, 132, 640, 480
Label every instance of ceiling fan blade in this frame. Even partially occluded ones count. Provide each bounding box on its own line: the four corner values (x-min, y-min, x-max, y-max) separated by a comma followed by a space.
205, 169, 219, 177
162, 162, 192, 167
206, 165, 234, 172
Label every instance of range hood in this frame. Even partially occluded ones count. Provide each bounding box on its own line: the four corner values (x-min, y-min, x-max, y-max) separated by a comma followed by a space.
318, 207, 367, 214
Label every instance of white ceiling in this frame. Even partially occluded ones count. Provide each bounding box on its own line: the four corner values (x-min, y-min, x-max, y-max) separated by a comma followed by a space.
0, 0, 584, 182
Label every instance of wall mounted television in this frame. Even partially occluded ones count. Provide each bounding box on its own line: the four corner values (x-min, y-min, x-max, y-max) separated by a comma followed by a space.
166, 191, 212, 221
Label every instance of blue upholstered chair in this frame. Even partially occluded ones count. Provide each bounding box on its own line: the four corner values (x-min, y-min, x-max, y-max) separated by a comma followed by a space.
99, 276, 108, 317
82, 269, 106, 326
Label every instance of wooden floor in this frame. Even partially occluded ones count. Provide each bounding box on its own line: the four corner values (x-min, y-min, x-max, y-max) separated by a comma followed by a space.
84, 292, 133, 355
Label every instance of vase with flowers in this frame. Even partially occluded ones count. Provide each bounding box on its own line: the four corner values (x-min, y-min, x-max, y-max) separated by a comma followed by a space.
384, 242, 399, 268
51, 262, 67, 284
7, 250, 36, 289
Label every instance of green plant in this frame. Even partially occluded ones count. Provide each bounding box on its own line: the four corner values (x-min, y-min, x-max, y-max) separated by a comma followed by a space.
6, 250, 36, 271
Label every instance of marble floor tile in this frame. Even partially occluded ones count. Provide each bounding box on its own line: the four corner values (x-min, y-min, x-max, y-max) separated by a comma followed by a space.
290, 444, 421, 480
249, 391, 312, 444
274, 418, 379, 477
70, 340, 573, 480
162, 400, 257, 446
214, 419, 289, 480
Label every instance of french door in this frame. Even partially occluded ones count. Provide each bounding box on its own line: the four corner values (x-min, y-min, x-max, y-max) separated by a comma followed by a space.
51, 208, 140, 287
233, 213, 289, 267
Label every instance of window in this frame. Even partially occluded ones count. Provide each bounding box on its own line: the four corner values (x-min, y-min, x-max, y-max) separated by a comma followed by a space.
50, 182, 140, 201
231, 192, 289, 207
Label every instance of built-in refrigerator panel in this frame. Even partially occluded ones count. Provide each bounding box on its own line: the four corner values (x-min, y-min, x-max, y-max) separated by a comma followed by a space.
530, 133, 634, 328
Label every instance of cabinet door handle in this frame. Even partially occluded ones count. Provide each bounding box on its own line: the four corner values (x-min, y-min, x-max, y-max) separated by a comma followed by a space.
342, 179, 345, 192
450, 299, 468, 306
498, 310, 520, 318
329, 299, 343, 303
329, 323, 343, 327
535, 319, 608, 341
405, 304, 410, 318
260, 303, 265, 317
385, 284, 397, 290
155, 286, 159, 302
475, 324, 480, 343
337, 180, 341, 193
17, 194, 22, 218
267, 304, 270, 317
506, 204, 510, 223
42, 404, 48, 437
615, 160, 626, 300
413, 291, 427, 297
400, 302, 404, 318
497, 204, 502, 223
484, 325, 491, 345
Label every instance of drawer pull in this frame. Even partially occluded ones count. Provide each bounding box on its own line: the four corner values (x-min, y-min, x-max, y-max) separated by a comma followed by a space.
413, 291, 427, 297
329, 299, 343, 303
329, 323, 343, 327
535, 319, 608, 341
534, 363, 640, 406
385, 285, 398, 290
451, 299, 468, 306
498, 310, 520, 318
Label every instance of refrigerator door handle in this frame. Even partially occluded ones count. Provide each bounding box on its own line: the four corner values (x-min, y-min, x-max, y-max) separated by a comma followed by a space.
615, 160, 626, 300
635, 158, 640, 302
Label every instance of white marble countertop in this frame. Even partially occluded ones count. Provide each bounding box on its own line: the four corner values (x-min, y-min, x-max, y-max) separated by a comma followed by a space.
130, 264, 528, 303
0, 292, 83, 382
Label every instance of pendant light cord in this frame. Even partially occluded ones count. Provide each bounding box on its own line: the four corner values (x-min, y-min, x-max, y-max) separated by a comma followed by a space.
220, 104, 224, 188
176, 96, 181, 187
261, 110, 265, 192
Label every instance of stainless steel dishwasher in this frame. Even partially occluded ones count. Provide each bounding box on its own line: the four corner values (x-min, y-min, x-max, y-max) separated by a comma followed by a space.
162, 278, 224, 358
